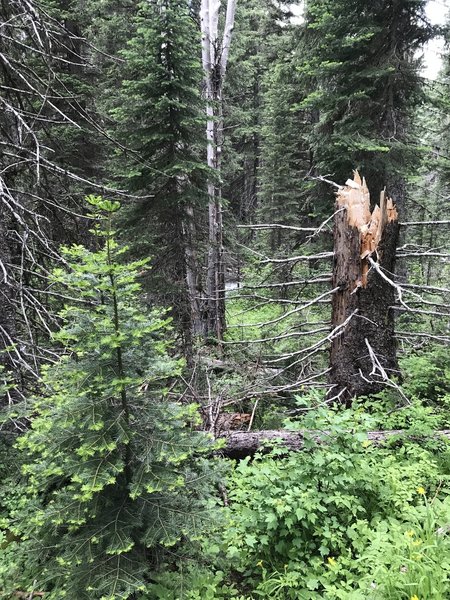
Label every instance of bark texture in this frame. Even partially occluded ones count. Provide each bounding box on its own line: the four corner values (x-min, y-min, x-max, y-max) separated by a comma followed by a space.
329, 172, 400, 402
200, 0, 237, 342
0, 205, 16, 373
220, 428, 450, 459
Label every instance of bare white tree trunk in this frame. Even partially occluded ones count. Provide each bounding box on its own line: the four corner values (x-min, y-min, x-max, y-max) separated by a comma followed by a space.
200, 0, 237, 342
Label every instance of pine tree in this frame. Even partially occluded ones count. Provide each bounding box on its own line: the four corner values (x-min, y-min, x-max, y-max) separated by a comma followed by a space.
439, 17, 450, 186
302, 0, 433, 209
110, 0, 207, 350
222, 0, 288, 225
258, 39, 314, 251
8, 197, 214, 599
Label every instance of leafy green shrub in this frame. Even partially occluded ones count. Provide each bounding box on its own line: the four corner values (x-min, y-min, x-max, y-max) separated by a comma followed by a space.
215, 405, 450, 598
147, 566, 252, 599
357, 492, 450, 599
400, 346, 450, 404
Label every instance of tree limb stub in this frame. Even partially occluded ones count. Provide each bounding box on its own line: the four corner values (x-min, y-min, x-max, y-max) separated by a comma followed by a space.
220, 429, 450, 459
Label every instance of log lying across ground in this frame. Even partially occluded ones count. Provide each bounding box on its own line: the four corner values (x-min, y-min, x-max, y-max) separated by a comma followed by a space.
220, 429, 450, 459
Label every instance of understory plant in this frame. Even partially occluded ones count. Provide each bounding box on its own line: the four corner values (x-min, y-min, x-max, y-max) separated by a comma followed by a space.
0, 196, 216, 599
211, 404, 450, 599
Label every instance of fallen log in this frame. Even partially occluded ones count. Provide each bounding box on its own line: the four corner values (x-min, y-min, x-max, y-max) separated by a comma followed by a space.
220, 428, 450, 459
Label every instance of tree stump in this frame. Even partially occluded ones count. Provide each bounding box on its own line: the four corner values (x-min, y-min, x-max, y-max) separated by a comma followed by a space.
329, 171, 400, 402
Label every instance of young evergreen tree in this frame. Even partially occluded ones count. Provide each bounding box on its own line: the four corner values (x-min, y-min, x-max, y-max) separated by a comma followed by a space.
110, 0, 207, 351
6, 197, 214, 599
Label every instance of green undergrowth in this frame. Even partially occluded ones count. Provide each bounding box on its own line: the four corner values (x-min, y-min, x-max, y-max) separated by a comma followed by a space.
151, 354, 450, 599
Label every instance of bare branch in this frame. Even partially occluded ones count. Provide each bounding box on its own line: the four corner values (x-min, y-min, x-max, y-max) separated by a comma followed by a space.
400, 220, 450, 226
260, 252, 334, 265
227, 287, 339, 329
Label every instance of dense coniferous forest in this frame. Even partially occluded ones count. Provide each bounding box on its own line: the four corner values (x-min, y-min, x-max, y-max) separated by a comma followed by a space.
1, 0, 450, 598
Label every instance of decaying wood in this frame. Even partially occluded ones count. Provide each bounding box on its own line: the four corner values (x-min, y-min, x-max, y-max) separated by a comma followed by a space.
220, 428, 450, 459
329, 171, 400, 402
6, 592, 45, 598
215, 412, 252, 432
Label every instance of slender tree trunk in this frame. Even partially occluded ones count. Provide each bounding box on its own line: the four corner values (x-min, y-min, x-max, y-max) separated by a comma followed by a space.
183, 203, 204, 341
328, 172, 400, 402
173, 175, 203, 359
0, 204, 16, 372
200, 0, 237, 342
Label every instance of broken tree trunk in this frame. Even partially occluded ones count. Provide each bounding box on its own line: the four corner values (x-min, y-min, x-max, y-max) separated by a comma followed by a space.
220, 428, 450, 459
329, 171, 400, 402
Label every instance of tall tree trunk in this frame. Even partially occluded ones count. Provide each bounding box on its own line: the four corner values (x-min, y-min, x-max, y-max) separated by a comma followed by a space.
183, 202, 204, 344
0, 194, 18, 406
329, 172, 400, 403
200, 0, 237, 342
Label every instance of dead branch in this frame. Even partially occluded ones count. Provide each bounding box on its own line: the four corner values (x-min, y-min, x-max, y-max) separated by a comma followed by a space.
367, 256, 407, 307
391, 306, 450, 318
396, 252, 450, 258
226, 287, 339, 329
400, 220, 450, 226
400, 283, 449, 294
307, 174, 342, 189
222, 326, 329, 345
237, 276, 332, 290
260, 252, 334, 265
238, 223, 320, 232
226, 293, 330, 305
362, 338, 410, 405
263, 309, 357, 365
395, 331, 450, 343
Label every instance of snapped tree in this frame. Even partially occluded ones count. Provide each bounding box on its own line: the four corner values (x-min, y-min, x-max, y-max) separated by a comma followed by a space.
329, 172, 400, 402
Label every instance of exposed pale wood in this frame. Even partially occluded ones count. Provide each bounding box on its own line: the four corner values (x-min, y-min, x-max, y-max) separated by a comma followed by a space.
336, 174, 398, 288
221, 0, 237, 75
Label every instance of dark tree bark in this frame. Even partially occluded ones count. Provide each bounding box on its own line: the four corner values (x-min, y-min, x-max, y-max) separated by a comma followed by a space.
0, 206, 16, 378
328, 172, 400, 403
